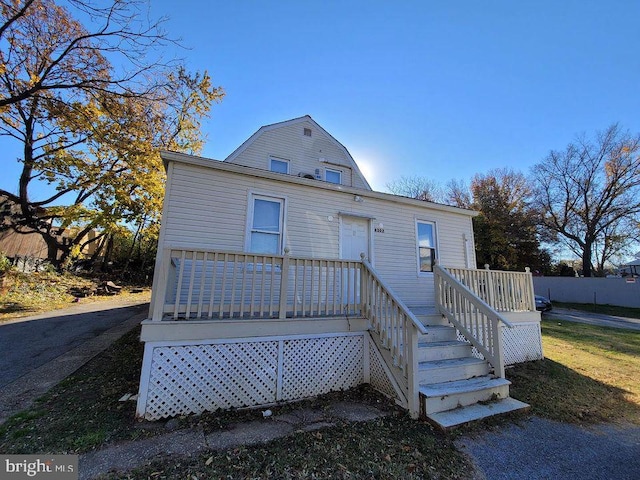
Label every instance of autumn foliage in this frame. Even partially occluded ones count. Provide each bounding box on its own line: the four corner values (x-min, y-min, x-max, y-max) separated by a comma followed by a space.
0, 0, 224, 267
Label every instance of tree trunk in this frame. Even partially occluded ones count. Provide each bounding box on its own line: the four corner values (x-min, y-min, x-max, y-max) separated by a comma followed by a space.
101, 235, 114, 272
582, 241, 593, 277
43, 232, 64, 268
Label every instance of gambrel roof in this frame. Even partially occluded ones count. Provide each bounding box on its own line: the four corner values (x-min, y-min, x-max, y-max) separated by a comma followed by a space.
224, 115, 372, 190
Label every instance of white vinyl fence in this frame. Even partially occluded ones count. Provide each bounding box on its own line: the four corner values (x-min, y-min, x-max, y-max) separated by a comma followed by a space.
533, 276, 640, 308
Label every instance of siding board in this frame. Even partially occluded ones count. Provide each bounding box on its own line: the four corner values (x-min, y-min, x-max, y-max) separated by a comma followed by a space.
226, 119, 368, 189
163, 162, 475, 306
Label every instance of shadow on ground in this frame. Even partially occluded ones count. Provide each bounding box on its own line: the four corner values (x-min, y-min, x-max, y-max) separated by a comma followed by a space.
507, 358, 640, 424
0, 302, 35, 315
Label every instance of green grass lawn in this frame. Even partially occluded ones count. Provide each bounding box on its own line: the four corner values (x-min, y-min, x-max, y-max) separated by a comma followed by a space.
508, 317, 640, 424
0, 328, 147, 454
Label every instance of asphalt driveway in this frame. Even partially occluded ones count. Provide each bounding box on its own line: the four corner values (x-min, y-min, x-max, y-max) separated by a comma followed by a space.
0, 300, 148, 387
544, 307, 640, 331
456, 416, 640, 480
0, 299, 148, 424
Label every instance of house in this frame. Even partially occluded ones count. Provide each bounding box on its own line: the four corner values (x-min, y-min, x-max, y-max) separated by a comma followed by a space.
619, 258, 640, 277
0, 194, 104, 269
136, 116, 542, 429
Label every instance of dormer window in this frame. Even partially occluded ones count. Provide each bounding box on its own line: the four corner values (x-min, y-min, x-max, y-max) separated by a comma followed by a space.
325, 168, 342, 185
270, 157, 289, 174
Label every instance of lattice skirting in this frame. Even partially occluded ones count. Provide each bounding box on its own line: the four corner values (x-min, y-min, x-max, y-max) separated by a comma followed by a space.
457, 321, 543, 366
367, 338, 404, 402
136, 333, 401, 420
502, 322, 543, 365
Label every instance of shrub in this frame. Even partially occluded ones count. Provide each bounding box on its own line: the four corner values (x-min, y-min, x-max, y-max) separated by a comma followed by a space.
0, 252, 11, 276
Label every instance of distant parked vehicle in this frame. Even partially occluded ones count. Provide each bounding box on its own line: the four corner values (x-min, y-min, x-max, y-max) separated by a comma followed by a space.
535, 295, 552, 312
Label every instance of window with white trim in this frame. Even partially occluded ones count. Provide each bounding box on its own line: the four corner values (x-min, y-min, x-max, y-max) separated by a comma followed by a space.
269, 157, 289, 174
416, 221, 437, 273
248, 195, 284, 254
325, 168, 342, 184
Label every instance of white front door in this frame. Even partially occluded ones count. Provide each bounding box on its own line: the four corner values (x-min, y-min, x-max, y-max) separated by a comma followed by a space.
340, 216, 370, 306
341, 216, 370, 261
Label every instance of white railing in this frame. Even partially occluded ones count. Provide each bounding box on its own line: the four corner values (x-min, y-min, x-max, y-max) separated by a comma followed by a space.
434, 264, 515, 378
446, 266, 536, 312
151, 247, 362, 321
150, 247, 536, 415
361, 256, 427, 417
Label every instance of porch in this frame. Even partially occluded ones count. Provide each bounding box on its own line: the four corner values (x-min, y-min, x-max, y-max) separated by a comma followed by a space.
137, 247, 541, 428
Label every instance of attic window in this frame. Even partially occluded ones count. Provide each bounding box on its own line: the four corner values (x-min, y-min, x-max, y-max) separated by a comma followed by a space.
303, 127, 312, 137
325, 168, 342, 185
270, 157, 289, 174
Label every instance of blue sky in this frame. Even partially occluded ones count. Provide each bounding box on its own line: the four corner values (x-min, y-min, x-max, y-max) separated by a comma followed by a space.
2, 0, 639, 194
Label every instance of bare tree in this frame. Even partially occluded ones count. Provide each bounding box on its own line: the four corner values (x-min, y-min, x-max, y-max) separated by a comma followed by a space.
444, 179, 471, 208
531, 124, 640, 277
386, 175, 445, 203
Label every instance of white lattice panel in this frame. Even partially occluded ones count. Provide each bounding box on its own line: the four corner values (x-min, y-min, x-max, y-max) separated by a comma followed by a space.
503, 322, 543, 365
456, 330, 484, 360
368, 340, 399, 400
144, 342, 278, 420
456, 323, 543, 367
281, 336, 364, 400
139, 334, 370, 420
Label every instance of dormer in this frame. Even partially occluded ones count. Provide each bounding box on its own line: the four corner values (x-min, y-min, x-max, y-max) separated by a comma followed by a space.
224, 116, 372, 190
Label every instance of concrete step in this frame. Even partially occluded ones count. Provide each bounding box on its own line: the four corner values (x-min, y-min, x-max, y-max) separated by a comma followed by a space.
417, 341, 472, 361
417, 357, 490, 384
418, 325, 457, 343
426, 397, 530, 430
420, 375, 511, 415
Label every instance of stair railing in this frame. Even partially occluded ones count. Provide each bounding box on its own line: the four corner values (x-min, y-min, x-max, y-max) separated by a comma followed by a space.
434, 264, 514, 378
446, 266, 536, 312
360, 255, 427, 418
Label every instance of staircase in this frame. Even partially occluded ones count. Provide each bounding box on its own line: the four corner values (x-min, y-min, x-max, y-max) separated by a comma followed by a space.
412, 310, 529, 430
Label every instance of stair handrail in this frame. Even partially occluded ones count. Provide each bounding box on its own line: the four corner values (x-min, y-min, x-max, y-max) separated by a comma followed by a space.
361, 257, 428, 335
360, 256, 426, 418
434, 264, 513, 378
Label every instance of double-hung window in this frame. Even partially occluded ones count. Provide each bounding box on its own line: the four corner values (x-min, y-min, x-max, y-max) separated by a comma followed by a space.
269, 157, 289, 174
248, 195, 285, 254
416, 221, 437, 273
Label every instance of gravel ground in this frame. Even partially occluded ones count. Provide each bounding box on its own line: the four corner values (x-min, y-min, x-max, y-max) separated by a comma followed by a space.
456, 416, 640, 480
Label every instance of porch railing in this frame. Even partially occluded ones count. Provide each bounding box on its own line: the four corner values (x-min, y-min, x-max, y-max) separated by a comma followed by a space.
446, 266, 536, 312
360, 256, 428, 417
434, 264, 515, 378
151, 247, 362, 321
149, 247, 536, 415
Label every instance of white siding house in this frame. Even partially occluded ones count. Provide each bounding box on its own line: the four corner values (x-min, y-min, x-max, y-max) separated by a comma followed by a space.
137, 116, 541, 429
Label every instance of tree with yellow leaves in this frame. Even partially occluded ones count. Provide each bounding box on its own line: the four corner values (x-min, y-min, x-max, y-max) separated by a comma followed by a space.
0, 0, 224, 267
